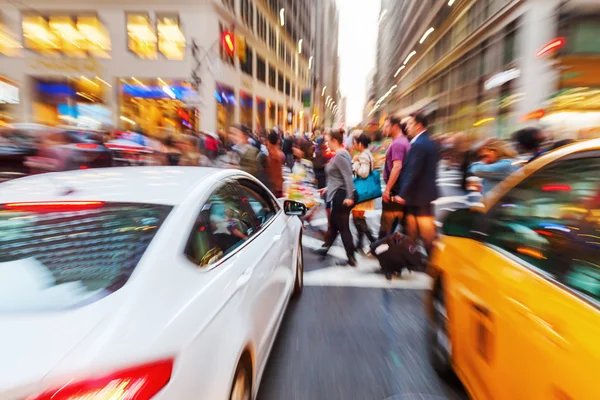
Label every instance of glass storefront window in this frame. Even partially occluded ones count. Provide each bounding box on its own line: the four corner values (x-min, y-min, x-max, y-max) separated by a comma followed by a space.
31, 77, 110, 128
23, 15, 110, 58
0, 77, 19, 127
127, 14, 157, 60
23, 15, 59, 53
216, 83, 235, 133
0, 21, 21, 56
49, 16, 86, 58
119, 78, 197, 135
572, 22, 600, 54
256, 97, 266, 129
240, 91, 253, 127
268, 100, 275, 128
77, 16, 111, 58
157, 15, 185, 60
277, 105, 284, 127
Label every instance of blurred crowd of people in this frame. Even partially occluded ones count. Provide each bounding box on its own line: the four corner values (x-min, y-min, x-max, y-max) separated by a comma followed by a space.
0, 117, 580, 269
439, 126, 575, 196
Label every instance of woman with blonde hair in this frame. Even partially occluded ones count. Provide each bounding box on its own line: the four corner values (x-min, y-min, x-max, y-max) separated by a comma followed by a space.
469, 138, 518, 194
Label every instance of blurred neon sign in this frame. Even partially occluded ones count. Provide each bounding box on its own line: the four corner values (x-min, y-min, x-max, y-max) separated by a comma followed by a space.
537, 38, 565, 57
484, 68, 520, 90
123, 84, 194, 100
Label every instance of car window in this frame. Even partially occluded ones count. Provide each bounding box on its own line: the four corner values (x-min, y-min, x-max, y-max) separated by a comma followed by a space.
185, 183, 253, 267
237, 179, 278, 231
486, 156, 600, 302
0, 202, 172, 313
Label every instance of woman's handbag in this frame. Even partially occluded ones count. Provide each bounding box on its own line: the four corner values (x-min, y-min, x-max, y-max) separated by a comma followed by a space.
353, 170, 382, 204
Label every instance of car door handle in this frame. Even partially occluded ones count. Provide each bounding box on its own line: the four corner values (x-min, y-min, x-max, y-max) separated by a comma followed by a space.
236, 269, 253, 287
273, 229, 285, 242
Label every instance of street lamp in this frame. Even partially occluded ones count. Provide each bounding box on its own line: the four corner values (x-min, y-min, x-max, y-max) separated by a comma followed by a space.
308, 56, 313, 69
322, 86, 327, 96
280, 9, 285, 26
298, 39, 303, 54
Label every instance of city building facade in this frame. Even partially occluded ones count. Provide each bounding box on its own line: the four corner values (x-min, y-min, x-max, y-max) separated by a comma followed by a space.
312, 0, 340, 129
372, 0, 600, 139
0, 0, 319, 136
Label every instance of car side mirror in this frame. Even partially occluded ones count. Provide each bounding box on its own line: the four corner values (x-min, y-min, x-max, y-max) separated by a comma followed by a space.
283, 200, 307, 217
441, 208, 484, 239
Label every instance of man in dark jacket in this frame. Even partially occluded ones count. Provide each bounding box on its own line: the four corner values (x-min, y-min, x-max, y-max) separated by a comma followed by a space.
392, 112, 440, 252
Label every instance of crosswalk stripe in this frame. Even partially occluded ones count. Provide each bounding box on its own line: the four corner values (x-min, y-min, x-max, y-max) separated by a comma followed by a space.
302, 234, 433, 289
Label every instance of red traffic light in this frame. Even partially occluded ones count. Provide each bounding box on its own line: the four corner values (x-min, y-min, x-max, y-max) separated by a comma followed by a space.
222, 31, 235, 56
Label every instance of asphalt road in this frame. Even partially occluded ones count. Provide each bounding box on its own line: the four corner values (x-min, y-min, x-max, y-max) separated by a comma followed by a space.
257, 167, 470, 400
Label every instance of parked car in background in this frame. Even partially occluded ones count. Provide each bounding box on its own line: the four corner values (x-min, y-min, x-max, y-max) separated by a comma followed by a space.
26, 128, 113, 173
0, 127, 39, 182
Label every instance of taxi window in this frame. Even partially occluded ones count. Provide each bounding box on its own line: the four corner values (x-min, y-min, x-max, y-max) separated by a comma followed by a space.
486, 156, 600, 302
184, 183, 253, 267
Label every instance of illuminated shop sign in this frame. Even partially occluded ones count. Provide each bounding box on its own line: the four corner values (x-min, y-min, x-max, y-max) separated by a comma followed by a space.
122, 84, 194, 99
484, 68, 520, 91
0, 81, 19, 104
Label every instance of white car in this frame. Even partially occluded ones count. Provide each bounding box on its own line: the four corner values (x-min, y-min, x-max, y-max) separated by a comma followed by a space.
0, 167, 306, 400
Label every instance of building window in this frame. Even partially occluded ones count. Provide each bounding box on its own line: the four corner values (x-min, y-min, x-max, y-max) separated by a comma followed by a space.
22, 14, 110, 58
222, 0, 234, 12
127, 14, 157, 59
241, 0, 254, 31
157, 15, 185, 60
257, 12, 267, 43
219, 22, 235, 66
257, 55, 266, 83
285, 78, 290, 96
571, 21, 600, 54
279, 41, 286, 62
269, 65, 276, 87
278, 72, 284, 93
269, 26, 276, 52
241, 44, 253, 76
503, 20, 519, 65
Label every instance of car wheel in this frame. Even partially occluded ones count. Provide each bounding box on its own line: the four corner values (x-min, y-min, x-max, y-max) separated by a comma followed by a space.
428, 279, 454, 378
229, 358, 252, 400
292, 236, 303, 298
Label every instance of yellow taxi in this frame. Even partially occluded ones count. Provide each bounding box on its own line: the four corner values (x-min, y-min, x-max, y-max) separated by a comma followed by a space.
426, 138, 600, 400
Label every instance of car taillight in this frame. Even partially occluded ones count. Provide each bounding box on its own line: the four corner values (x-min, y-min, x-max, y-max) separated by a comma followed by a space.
3, 201, 105, 212
76, 143, 99, 150
29, 359, 173, 400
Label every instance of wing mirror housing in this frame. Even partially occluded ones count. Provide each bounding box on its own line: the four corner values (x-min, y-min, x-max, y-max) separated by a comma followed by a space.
283, 200, 307, 217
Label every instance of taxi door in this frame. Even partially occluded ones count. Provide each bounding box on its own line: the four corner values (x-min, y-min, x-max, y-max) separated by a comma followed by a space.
445, 233, 505, 400
528, 267, 600, 399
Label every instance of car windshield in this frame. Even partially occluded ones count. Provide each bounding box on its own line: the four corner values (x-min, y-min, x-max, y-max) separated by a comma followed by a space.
0, 202, 172, 313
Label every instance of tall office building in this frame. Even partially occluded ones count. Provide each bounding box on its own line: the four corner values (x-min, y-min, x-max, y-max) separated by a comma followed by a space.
372, 0, 600, 139
313, 0, 341, 128
0, 0, 315, 133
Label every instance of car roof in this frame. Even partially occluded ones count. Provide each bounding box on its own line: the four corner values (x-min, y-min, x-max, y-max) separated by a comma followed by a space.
0, 167, 237, 206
